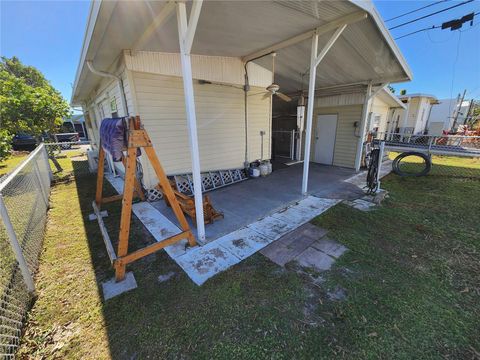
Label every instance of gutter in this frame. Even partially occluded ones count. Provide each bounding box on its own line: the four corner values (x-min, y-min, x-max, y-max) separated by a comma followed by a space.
86, 60, 129, 117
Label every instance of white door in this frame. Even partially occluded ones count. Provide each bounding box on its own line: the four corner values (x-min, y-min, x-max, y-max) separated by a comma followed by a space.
314, 114, 337, 165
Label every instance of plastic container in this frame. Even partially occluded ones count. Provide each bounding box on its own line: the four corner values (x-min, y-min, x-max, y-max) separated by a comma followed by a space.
249, 167, 260, 178
259, 163, 269, 177
266, 160, 272, 174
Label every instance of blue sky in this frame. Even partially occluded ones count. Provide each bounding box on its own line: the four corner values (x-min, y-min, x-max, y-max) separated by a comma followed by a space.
1, 0, 479, 105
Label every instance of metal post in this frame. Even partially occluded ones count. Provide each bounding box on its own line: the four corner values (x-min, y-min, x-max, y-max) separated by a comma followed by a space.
301, 33, 319, 195
354, 83, 372, 171
0, 195, 35, 292
33, 161, 49, 209
177, 2, 205, 241
290, 130, 295, 160
376, 141, 385, 193
42, 144, 53, 182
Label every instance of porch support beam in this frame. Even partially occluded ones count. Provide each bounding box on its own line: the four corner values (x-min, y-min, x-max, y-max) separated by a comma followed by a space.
302, 22, 352, 194
242, 11, 367, 63
353, 82, 388, 172
301, 32, 318, 195
176, 1, 206, 242
131, 1, 176, 53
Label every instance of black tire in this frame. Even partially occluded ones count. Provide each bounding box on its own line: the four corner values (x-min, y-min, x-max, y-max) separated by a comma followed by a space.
392, 152, 431, 177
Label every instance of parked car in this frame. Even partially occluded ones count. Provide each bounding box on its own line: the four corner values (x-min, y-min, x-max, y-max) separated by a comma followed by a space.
11, 133, 38, 151
52, 132, 80, 150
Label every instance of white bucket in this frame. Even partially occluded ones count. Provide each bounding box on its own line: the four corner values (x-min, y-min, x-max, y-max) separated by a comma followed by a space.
250, 167, 260, 177
259, 163, 269, 177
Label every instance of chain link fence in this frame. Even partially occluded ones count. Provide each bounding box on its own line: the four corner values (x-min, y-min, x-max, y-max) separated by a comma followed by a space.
0, 145, 51, 358
44, 141, 93, 181
0, 140, 93, 358
372, 134, 480, 179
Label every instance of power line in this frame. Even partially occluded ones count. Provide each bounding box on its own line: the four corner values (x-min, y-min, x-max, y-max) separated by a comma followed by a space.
395, 10, 479, 40
389, 0, 474, 30
385, 0, 451, 22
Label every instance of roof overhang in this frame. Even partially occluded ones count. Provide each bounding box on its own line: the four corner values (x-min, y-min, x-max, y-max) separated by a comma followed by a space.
72, 0, 413, 106
377, 87, 406, 109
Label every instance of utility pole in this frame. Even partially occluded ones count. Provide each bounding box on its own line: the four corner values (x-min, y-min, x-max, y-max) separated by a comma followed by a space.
452, 89, 466, 130
464, 98, 475, 125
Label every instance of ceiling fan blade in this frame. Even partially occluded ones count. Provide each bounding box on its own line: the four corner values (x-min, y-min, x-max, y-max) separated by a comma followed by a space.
276, 92, 292, 102
262, 92, 272, 100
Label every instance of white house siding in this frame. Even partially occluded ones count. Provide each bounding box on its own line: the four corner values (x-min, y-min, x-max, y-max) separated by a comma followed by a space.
124, 51, 272, 88
369, 97, 391, 134
312, 105, 363, 168
132, 72, 271, 188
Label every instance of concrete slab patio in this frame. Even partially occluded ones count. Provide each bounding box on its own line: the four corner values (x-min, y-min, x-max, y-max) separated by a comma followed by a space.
151, 163, 363, 243
102, 162, 378, 287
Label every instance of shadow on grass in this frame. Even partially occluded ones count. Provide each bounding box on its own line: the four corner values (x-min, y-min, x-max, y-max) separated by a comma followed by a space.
68, 161, 314, 359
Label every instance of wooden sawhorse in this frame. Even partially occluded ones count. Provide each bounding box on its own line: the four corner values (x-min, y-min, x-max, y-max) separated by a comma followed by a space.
93, 116, 196, 282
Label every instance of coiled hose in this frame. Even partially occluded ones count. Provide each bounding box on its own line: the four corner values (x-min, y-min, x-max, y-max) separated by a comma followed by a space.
392, 152, 432, 177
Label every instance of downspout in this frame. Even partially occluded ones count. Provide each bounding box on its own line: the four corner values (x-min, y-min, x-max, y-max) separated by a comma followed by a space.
86, 60, 129, 117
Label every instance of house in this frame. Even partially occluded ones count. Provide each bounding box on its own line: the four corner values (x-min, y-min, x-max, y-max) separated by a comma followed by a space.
393, 94, 438, 135
71, 0, 412, 240
428, 98, 475, 135
272, 85, 406, 167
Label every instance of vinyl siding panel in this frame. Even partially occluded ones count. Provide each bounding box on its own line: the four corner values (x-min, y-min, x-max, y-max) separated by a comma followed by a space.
132, 72, 271, 188
312, 105, 363, 168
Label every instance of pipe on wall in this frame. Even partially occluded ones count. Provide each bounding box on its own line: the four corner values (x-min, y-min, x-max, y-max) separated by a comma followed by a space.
86, 60, 129, 118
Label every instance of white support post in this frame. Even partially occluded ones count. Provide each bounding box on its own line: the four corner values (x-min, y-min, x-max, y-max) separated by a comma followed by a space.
301, 33, 319, 195
400, 97, 411, 141
176, 1, 205, 242
0, 195, 35, 293
354, 82, 373, 172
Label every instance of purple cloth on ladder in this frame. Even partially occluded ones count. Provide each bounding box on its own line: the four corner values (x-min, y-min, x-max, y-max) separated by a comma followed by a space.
99, 118, 128, 162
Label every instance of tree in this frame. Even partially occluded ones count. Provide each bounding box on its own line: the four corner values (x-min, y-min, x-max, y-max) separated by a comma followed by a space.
0, 56, 71, 138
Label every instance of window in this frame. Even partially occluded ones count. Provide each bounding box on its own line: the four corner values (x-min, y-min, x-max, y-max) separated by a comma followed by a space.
110, 97, 118, 118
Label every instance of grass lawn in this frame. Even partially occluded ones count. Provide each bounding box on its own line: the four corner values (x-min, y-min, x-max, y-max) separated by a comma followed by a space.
18, 159, 479, 359
0, 152, 29, 176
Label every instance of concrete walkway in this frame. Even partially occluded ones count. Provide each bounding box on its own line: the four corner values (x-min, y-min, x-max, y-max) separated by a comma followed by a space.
106, 174, 338, 285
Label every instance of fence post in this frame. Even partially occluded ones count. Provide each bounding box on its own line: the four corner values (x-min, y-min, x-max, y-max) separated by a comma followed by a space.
290, 130, 295, 160
0, 195, 35, 292
376, 141, 385, 193
33, 161, 49, 209
42, 143, 53, 181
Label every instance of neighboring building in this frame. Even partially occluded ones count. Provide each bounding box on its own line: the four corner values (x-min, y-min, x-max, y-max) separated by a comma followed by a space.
428, 98, 474, 135
63, 114, 89, 140
272, 86, 406, 167
394, 94, 439, 135
71, 0, 412, 190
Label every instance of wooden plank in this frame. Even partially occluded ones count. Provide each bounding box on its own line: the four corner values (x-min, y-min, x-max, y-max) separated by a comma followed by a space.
91, 200, 117, 263
143, 143, 196, 247
115, 146, 138, 281
101, 194, 123, 204
116, 231, 189, 266
95, 146, 105, 206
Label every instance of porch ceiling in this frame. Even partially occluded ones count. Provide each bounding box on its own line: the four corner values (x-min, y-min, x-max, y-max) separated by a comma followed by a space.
72, 0, 412, 104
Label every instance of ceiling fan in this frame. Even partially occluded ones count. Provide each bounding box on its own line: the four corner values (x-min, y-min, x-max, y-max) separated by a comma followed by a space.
263, 53, 292, 103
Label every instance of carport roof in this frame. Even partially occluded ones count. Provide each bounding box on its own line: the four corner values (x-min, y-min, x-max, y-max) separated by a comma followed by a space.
72, 0, 412, 105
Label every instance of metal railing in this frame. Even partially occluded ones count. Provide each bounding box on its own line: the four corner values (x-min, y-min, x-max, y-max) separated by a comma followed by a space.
0, 145, 52, 358
376, 132, 480, 158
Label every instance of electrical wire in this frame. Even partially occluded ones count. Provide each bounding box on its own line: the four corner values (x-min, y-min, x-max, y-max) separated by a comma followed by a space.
389, 0, 474, 30
395, 10, 479, 40
385, 0, 451, 22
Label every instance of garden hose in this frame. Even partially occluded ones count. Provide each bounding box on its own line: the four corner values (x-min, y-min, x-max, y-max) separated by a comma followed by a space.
392, 152, 432, 177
